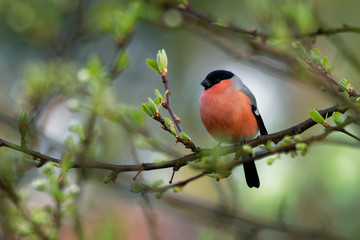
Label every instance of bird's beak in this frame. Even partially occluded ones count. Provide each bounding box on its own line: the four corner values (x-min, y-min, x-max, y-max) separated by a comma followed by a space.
201, 79, 211, 89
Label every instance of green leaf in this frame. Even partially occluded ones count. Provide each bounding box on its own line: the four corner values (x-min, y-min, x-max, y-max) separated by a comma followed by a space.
141, 103, 153, 116
309, 109, 325, 124
310, 49, 321, 66
146, 59, 160, 73
322, 56, 328, 69
148, 97, 158, 113
173, 186, 181, 192
61, 152, 73, 173
310, 48, 321, 55
180, 132, 191, 141
332, 112, 342, 125
338, 78, 351, 91
155, 89, 163, 99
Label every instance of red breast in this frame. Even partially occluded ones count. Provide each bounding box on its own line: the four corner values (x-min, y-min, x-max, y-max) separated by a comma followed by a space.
199, 79, 259, 141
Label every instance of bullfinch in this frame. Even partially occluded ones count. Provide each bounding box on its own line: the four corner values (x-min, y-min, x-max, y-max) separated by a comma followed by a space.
199, 70, 268, 188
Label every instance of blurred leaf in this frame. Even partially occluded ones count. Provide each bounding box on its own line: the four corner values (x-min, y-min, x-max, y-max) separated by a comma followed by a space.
130, 183, 145, 193
267, 157, 276, 165
152, 179, 164, 188
114, 51, 130, 72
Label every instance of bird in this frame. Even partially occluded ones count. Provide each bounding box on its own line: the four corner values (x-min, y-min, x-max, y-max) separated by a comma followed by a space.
199, 70, 268, 188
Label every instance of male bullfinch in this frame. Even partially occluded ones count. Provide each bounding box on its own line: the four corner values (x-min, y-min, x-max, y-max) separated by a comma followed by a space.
199, 70, 268, 188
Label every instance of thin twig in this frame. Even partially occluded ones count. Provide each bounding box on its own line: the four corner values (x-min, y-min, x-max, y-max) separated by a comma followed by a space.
161, 74, 182, 133
304, 24, 360, 38
338, 128, 360, 142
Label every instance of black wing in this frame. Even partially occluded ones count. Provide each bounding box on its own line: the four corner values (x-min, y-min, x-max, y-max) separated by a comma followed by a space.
251, 104, 268, 135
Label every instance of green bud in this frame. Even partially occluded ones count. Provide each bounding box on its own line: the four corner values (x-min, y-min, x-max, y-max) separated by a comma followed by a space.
332, 112, 342, 125
164, 117, 173, 127
173, 186, 181, 192
141, 103, 153, 116
296, 143, 307, 156
293, 135, 303, 142
18, 108, 24, 122
148, 97, 158, 113
283, 136, 292, 144
322, 56, 328, 69
170, 127, 177, 136
180, 132, 191, 141
338, 78, 351, 91
293, 41, 309, 59
309, 109, 325, 124
156, 49, 168, 74
296, 143, 307, 151
242, 144, 253, 154
267, 157, 275, 165
265, 140, 273, 151
310, 49, 321, 66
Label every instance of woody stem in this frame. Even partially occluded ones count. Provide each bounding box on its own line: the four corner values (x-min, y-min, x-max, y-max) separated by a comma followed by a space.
161, 74, 182, 133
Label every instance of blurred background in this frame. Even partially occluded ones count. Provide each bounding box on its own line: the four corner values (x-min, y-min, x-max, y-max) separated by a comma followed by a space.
1, 0, 360, 239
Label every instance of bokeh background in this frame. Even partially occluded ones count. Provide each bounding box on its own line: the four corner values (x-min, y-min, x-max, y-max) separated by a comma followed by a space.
1, 0, 360, 239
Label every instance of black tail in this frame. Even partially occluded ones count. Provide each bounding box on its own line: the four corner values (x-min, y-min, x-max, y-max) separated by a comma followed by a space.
242, 104, 267, 188
243, 156, 260, 188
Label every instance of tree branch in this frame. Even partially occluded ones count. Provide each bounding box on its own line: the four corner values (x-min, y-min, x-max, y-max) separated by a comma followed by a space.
0, 105, 349, 175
